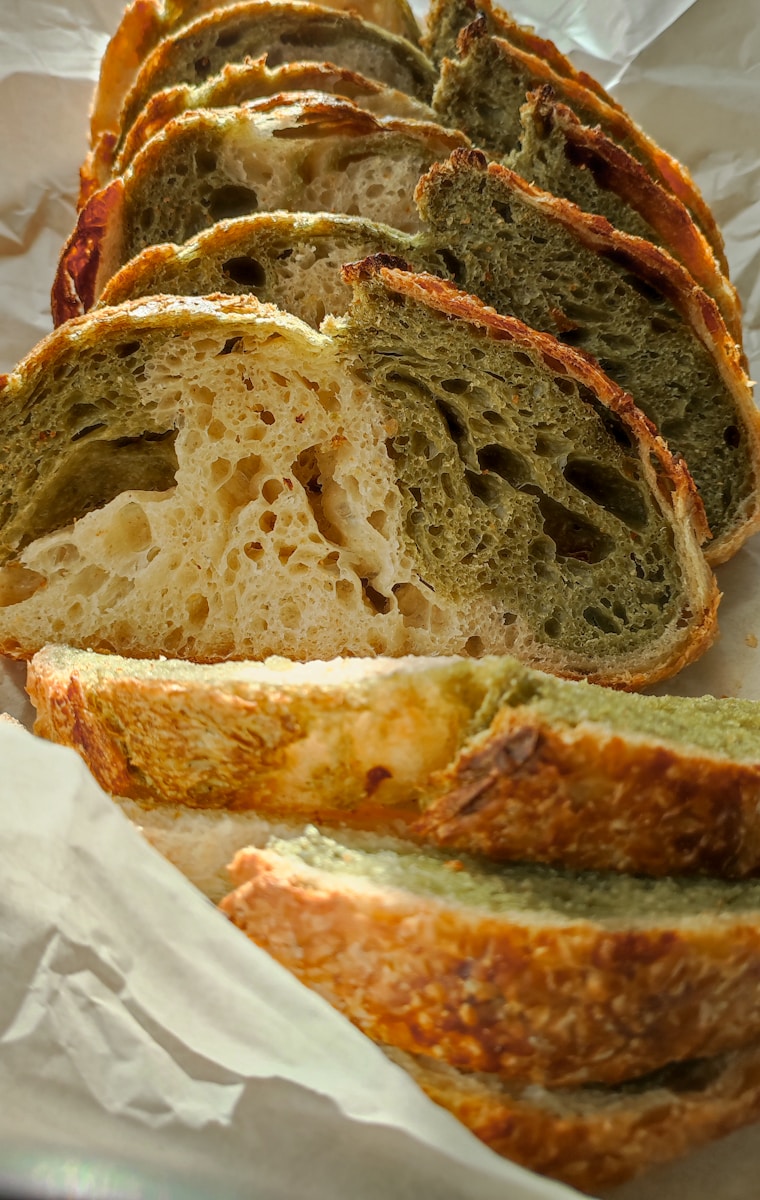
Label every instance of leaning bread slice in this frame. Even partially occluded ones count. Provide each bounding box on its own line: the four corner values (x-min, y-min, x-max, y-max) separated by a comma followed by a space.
115, 1, 437, 150
385, 1042, 760, 1192
422, 0, 616, 109
507, 87, 742, 346
89, 0, 422, 153
53, 96, 468, 323
28, 646, 760, 880
82, 57, 437, 201
416, 150, 760, 563
0, 264, 717, 682
432, 17, 727, 270
96, 211, 425, 323
221, 824, 760, 1086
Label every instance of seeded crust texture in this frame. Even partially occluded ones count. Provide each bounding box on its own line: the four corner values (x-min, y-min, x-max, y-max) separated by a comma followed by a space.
222, 825, 760, 1087
0, 268, 717, 682
384, 1042, 760, 1192
54, 96, 468, 323
27, 646, 760, 880
433, 18, 727, 271
88, 0, 423, 153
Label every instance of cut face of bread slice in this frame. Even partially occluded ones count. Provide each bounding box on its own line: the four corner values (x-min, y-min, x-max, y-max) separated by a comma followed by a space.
222, 824, 760, 1086
53, 97, 468, 323
422, 0, 616, 109
385, 1042, 760, 1192
116, 1, 436, 148
28, 646, 760, 880
82, 57, 437, 202
0, 267, 717, 683
508, 87, 742, 346
97, 212, 424, 325
432, 18, 728, 272
89, 0, 422, 150
416, 151, 760, 563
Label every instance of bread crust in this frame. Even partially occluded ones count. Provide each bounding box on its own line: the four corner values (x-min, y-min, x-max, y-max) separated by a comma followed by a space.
387, 1043, 760, 1192
416, 708, 760, 877
222, 843, 760, 1087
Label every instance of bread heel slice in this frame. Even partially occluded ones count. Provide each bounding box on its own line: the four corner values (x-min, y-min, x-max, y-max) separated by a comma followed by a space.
221, 824, 760, 1087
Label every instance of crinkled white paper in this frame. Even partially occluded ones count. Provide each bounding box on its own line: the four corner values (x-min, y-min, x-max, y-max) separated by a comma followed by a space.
0, 2, 759, 1198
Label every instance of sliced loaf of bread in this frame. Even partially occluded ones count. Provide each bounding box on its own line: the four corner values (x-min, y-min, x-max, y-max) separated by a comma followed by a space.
508, 87, 742, 345
92, 148, 759, 561
384, 1042, 760, 1192
27, 646, 760, 880
221, 823, 760, 1086
53, 96, 468, 323
432, 17, 727, 270
115, 1, 437, 147
82, 57, 437, 201
415, 150, 760, 563
0, 264, 717, 682
89, 0, 423, 155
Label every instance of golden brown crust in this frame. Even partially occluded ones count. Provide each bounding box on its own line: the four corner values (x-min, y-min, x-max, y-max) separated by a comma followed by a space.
51, 180, 124, 325
454, 19, 728, 271
521, 86, 743, 346
388, 1043, 760, 1192
221, 846, 760, 1086
415, 709, 760, 877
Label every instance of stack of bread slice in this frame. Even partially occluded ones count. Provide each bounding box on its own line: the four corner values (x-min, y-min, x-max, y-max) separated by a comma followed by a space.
8, 0, 760, 1189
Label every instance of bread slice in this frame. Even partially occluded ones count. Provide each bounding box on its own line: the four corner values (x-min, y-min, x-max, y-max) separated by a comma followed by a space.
97, 211, 423, 323
422, 0, 616, 109
508, 87, 743, 346
27, 648, 512, 820
28, 645, 760, 879
82, 56, 437, 202
221, 823, 760, 1086
432, 17, 728, 271
415, 150, 760, 563
115, 1, 436, 148
0, 264, 717, 682
384, 1042, 760, 1192
89, 0, 422, 152
53, 96, 468, 323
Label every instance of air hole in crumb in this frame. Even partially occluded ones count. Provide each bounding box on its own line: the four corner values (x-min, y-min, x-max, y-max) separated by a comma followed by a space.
244, 541, 264, 561
464, 635, 484, 656
208, 185, 258, 222
223, 256, 267, 288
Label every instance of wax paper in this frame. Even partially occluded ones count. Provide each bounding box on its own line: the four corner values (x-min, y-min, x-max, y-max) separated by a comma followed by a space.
0, 1, 759, 1197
